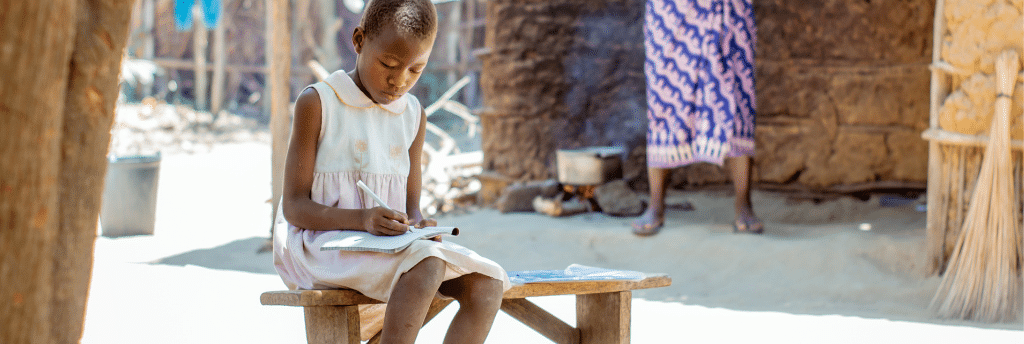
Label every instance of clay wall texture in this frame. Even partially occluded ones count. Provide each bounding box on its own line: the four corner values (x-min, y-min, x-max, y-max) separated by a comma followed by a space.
480, 0, 936, 190
937, 0, 1023, 139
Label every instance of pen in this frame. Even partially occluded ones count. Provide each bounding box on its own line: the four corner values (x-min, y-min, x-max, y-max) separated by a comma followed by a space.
357, 180, 413, 232
356, 180, 391, 210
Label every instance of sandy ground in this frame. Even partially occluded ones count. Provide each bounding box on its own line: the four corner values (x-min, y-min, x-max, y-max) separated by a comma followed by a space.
80, 140, 1024, 343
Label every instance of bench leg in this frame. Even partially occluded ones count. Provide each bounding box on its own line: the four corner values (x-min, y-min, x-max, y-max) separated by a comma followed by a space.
304, 305, 361, 344
576, 291, 630, 344
501, 298, 580, 344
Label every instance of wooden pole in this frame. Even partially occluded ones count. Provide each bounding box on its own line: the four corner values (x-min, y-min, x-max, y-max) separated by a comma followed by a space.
925, 0, 948, 275
447, 2, 461, 86
142, 0, 154, 60
211, 15, 227, 115
53, 0, 136, 341
267, 0, 291, 233
0, 1, 78, 342
193, 3, 208, 111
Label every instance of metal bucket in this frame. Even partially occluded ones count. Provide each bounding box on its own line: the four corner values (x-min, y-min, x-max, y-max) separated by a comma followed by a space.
100, 153, 161, 237
556, 147, 624, 185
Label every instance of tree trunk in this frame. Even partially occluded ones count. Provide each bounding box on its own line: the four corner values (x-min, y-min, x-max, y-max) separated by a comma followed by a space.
0, 1, 79, 343
51, 0, 136, 343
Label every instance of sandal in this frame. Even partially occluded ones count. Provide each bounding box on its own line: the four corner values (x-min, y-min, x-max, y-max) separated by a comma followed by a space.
631, 218, 664, 237
733, 217, 764, 235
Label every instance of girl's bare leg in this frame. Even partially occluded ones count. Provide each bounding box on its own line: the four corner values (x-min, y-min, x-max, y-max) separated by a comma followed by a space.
727, 156, 762, 233
633, 166, 670, 235
380, 257, 446, 344
437, 273, 504, 344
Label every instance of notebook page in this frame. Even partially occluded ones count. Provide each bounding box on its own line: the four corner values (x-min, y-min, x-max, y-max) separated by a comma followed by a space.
320, 227, 458, 253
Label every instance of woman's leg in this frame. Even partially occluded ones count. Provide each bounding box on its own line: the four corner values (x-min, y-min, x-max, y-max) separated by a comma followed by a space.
380, 257, 446, 344
727, 156, 762, 233
632, 166, 670, 236
437, 273, 504, 344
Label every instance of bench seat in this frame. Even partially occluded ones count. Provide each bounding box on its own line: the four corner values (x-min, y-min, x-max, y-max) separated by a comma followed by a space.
261, 273, 671, 344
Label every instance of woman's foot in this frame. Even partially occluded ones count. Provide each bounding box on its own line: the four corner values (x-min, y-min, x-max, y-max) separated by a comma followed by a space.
631, 209, 664, 237
733, 205, 763, 235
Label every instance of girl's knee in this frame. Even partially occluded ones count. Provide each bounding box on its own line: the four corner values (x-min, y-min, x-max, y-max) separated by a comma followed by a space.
462, 275, 503, 307
402, 257, 446, 285
415, 256, 445, 271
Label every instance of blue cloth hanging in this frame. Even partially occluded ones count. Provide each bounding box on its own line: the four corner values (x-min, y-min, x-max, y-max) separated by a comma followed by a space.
175, 0, 222, 30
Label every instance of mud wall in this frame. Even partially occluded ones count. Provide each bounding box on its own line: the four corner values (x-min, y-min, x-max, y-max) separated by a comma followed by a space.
479, 0, 647, 182
480, 0, 936, 190
937, 0, 1023, 138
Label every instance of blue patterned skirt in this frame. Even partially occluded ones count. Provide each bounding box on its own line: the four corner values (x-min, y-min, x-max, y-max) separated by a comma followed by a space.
644, 0, 757, 168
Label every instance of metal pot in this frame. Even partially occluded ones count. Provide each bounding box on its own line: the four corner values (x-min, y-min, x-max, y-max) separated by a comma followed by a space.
556, 146, 624, 185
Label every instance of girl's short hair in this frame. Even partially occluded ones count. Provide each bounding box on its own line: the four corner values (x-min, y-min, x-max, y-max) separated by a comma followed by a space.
360, 0, 438, 40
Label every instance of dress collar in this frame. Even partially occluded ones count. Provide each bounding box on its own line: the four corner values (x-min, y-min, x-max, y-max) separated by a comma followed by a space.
323, 70, 409, 115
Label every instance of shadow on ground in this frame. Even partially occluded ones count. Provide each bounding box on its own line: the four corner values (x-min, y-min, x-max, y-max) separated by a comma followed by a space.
151, 236, 276, 275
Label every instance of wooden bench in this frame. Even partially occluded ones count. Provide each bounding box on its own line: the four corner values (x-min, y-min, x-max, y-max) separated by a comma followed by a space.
261, 273, 671, 344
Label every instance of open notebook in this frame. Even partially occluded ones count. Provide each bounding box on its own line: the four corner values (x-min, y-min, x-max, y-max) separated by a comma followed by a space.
319, 227, 460, 254
507, 264, 648, 285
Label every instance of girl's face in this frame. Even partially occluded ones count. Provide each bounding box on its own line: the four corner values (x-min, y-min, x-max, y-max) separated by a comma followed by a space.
351, 26, 435, 105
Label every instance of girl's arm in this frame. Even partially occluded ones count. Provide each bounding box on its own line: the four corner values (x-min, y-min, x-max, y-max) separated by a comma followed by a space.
282, 88, 409, 234
406, 107, 436, 227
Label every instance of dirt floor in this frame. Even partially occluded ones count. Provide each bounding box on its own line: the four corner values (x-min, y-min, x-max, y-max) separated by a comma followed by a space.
79, 105, 1023, 343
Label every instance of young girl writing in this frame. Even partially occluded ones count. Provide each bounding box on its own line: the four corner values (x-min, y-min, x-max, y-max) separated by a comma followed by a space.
272, 0, 510, 342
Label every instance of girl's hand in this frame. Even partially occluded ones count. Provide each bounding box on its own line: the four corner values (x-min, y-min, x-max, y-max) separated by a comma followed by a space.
411, 218, 442, 242
412, 217, 437, 229
363, 207, 410, 236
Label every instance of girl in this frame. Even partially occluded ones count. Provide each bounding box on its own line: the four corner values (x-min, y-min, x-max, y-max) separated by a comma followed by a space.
272, 0, 510, 343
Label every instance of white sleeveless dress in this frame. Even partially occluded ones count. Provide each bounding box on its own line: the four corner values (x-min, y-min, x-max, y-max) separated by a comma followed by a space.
272, 71, 510, 301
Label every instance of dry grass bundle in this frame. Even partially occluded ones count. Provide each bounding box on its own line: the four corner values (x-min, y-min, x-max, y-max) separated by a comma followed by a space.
932, 50, 1023, 322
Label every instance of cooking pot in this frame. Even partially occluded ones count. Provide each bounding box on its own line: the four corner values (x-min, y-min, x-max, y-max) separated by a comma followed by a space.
556, 146, 624, 185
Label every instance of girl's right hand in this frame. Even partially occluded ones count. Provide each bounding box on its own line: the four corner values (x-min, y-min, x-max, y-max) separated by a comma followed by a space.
363, 207, 410, 236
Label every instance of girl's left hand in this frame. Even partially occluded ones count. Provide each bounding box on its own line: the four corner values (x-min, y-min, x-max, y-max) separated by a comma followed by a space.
412, 218, 441, 242
412, 218, 437, 229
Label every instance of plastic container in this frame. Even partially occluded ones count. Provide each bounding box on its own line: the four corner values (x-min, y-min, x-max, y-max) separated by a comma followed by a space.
100, 153, 161, 237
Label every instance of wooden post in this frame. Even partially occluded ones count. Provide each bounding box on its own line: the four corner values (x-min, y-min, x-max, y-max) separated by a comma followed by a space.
461, 0, 474, 75
142, 0, 154, 60
267, 0, 291, 233
192, 3, 208, 110
447, 2, 461, 86
501, 298, 580, 344
313, 0, 342, 71
1, 0, 134, 342
303, 306, 361, 344
53, 0, 137, 341
211, 15, 227, 115
0, 1, 77, 342
925, 0, 948, 275
576, 291, 630, 344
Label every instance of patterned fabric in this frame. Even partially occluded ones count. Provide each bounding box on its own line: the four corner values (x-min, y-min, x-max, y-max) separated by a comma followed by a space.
644, 0, 757, 168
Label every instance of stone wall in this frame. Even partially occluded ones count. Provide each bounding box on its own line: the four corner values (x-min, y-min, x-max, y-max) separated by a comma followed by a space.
480, 0, 935, 190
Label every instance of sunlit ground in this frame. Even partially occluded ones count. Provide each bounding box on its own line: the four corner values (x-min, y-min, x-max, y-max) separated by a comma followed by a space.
80, 142, 1023, 343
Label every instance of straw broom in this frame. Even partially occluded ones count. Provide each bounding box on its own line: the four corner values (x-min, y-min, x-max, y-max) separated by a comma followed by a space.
932, 50, 1022, 322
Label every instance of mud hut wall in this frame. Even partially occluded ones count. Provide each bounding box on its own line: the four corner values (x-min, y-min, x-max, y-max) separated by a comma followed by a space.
480, 0, 936, 189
